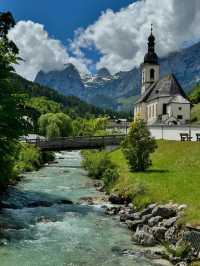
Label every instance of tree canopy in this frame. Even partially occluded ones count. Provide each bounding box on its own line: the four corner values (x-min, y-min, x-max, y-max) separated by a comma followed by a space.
122, 119, 157, 172
0, 12, 28, 183
38, 112, 73, 138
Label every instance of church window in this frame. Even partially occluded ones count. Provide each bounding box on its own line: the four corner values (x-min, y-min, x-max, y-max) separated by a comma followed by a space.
155, 104, 157, 116
178, 107, 182, 111
163, 104, 167, 115
142, 71, 145, 83
150, 69, 155, 80
152, 105, 154, 117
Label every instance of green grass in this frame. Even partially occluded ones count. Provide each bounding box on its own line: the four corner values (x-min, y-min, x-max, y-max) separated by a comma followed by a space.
110, 140, 200, 225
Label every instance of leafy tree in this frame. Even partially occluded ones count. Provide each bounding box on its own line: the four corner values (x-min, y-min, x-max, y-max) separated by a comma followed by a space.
28, 96, 62, 115
72, 117, 108, 136
38, 112, 72, 138
122, 119, 157, 172
0, 12, 27, 184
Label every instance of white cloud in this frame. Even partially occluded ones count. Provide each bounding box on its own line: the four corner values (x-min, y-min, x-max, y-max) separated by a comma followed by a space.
71, 0, 200, 74
8, 21, 90, 81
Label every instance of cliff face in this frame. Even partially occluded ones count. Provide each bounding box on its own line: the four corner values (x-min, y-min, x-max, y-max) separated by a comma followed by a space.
35, 42, 200, 111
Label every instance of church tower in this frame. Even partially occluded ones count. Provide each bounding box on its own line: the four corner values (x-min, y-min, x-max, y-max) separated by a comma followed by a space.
141, 25, 160, 94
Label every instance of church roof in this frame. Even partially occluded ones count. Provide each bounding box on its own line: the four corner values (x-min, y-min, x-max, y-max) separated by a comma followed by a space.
136, 74, 189, 104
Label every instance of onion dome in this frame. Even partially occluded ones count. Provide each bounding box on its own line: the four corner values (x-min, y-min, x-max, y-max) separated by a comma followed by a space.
144, 25, 158, 64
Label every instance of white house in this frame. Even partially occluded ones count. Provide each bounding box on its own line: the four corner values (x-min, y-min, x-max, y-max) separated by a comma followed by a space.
134, 28, 191, 125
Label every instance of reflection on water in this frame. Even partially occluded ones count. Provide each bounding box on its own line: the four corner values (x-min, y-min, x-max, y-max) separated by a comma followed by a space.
0, 151, 153, 266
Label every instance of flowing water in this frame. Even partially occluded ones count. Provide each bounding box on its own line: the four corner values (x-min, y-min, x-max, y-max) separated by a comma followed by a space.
0, 151, 154, 266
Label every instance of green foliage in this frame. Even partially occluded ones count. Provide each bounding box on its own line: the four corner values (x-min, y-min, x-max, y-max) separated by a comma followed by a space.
164, 241, 192, 258
0, 12, 28, 185
14, 143, 55, 173
27, 96, 62, 115
122, 119, 157, 172
102, 167, 119, 188
14, 143, 41, 173
0, 140, 18, 185
38, 112, 72, 138
189, 83, 200, 104
191, 103, 200, 123
72, 117, 108, 136
82, 151, 118, 185
9, 73, 129, 119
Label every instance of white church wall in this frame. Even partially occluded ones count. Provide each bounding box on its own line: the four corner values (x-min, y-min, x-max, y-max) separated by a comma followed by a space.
169, 102, 190, 122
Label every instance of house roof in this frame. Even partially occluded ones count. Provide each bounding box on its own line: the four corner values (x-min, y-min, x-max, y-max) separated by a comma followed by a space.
136, 74, 188, 104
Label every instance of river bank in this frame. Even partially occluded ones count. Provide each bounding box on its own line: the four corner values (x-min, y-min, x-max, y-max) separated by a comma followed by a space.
0, 151, 161, 266
81, 145, 200, 266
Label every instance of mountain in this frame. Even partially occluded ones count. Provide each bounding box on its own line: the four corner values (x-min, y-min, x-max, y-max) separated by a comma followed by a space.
35, 64, 86, 99
10, 73, 126, 119
35, 41, 200, 111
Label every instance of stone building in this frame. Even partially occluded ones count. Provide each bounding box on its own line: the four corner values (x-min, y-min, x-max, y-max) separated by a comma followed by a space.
134, 28, 191, 125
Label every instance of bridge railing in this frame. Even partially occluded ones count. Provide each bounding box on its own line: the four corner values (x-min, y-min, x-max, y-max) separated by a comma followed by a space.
24, 134, 126, 150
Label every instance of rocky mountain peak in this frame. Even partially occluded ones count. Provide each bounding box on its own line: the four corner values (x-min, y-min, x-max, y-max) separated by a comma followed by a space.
97, 68, 111, 78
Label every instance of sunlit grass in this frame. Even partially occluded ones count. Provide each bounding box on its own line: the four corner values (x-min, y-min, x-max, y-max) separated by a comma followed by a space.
110, 140, 200, 225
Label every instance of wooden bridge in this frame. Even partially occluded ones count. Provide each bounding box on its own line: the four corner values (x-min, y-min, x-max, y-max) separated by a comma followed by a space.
25, 135, 126, 151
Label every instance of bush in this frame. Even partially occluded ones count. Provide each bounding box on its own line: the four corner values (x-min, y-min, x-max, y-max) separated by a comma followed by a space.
102, 167, 119, 187
14, 143, 55, 174
82, 151, 119, 185
14, 143, 42, 173
122, 119, 157, 172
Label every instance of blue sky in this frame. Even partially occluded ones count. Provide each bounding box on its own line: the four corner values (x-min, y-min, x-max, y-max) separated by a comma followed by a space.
1, 0, 135, 43
2, 0, 200, 80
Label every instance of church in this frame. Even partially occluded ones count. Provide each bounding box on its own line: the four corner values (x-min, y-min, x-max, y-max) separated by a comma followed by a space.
134, 28, 191, 125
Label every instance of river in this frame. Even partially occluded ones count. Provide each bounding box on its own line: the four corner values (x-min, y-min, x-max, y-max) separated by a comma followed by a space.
0, 151, 155, 266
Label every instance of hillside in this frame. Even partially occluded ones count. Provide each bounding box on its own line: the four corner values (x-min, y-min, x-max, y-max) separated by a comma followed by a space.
35, 42, 200, 111
10, 73, 127, 119
110, 141, 200, 225
188, 83, 200, 123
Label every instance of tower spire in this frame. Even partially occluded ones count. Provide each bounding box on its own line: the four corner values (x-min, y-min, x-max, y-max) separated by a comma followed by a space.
144, 24, 158, 64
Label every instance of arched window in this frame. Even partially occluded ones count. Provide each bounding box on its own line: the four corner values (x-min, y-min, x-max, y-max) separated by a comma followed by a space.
150, 68, 155, 80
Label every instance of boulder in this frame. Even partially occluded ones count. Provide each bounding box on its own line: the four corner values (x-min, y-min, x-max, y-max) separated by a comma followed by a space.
140, 204, 157, 216
132, 212, 142, 220
178, 205, 187, 211
133, 230, 156, 246
151, 226, 167, 240
105, 206, 121, 215
108, 194, 125, 204
175, 262, 188, 266
148, 216, 163, 227
126, 219, 144, 231
108, 193, 131, 205
165, 226, 179, 243
120, 213, 135, 222
152, 205, 177, 218
161, 217, 177, 228
27, 201, 52, 208
141, 213, 153, 224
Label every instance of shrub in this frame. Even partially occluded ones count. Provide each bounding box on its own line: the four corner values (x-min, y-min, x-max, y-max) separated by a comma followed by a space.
14, 143, 41, 173
164, 241, 192, 259
102, 167, 119, 187
82, 151, 118, 183
122, 119, 157, 172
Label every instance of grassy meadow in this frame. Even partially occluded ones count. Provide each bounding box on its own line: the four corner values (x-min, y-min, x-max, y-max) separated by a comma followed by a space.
110, 140, 200, 225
